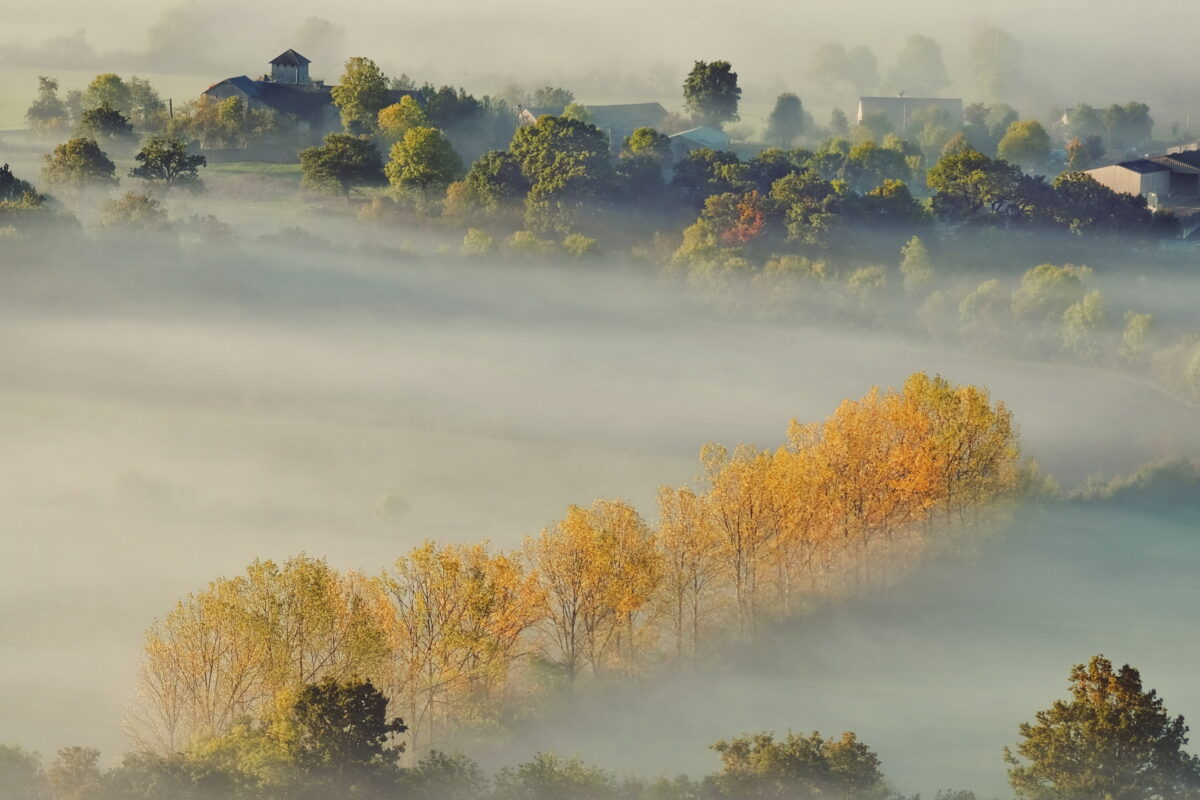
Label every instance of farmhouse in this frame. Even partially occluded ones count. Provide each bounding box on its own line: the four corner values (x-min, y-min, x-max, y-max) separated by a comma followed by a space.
1084, 149, 1200, 206
203, 49, 421, 134
668, 126, 732, 158
518, 102, 669, 148
857, 96, 963, 135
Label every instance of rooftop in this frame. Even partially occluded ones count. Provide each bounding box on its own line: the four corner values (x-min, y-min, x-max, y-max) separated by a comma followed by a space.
270, 49, 311, 67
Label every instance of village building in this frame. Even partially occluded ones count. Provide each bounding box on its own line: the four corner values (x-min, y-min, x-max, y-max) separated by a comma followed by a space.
857, 96, 963, 135
517, 102, 669, 149
1084, 149, 1200, 208
203, 49, 421, 135
668, 126, 732, 158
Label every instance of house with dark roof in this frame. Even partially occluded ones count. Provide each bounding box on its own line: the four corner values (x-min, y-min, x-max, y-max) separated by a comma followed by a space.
203, 50, 421, 136
1084, 149, 1200, 206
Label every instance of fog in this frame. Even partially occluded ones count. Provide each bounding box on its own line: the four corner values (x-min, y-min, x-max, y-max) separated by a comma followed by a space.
6, 2, 1200, 795
4, 188, 1200, 793
4, 1, 1200, 129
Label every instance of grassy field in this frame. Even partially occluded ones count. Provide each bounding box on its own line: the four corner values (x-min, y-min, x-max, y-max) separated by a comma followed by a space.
207, 161, 302, 179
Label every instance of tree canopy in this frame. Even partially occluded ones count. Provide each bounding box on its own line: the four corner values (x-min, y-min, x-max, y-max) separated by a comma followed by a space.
683, 60, 742, 129
1006, 655, 1200, 800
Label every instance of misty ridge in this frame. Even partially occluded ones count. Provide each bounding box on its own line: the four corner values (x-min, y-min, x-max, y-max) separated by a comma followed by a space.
6, 3, 1200, 800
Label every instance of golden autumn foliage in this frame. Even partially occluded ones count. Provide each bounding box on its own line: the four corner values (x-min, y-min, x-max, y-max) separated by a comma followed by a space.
132, 373, 1020, 754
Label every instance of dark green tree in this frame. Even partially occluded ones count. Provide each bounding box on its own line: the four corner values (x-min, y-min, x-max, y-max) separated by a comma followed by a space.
41, 137, 117, 188
284, 677, 407, 794
671, 147, 740, 207
25, 76, 69, 135
0, 745, 49, 800
461, 149, 530, 212
77, 102, 134, 140
130, 135, 207, 189
683, 60, 742, 129
509, 114, 612, 231
709, 730, 885, 800
299, 133, 384, 195
0, 164, 37, 202
766, 93, 805, 147
531, 86, 574, 107
1005, 655, 1200, 800
1104, 102, 1153, 150
492, 753, 616, 800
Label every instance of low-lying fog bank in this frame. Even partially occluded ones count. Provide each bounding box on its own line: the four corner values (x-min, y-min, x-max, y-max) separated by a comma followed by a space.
2, 241, 1199, 789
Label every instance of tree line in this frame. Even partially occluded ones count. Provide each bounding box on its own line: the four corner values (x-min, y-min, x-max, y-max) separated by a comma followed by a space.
5, 654, 1199, 799
128, 373, 1021, 757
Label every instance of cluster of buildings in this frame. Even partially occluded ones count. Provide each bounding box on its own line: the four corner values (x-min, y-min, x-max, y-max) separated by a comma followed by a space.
203, 50, 732, 158
207, 50, 1200, 224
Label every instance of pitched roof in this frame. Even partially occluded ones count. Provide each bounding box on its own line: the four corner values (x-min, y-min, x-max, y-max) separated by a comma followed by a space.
1152, 150, 1200, 174
669, 126, 731, 150
270, 49, 311, 66
207, 75, 261, 98
1115, 159, 1169, 174
587, 102, 668, 129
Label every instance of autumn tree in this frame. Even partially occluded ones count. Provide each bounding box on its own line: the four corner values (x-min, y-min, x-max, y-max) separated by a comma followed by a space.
525, 500, 660, 683
656, 486, 726, 661
374, 541, 541, 752
130, 556, 387, 752
378, 96, 431, 143
1005, 655, 1200, 800
683, 60, 742, 129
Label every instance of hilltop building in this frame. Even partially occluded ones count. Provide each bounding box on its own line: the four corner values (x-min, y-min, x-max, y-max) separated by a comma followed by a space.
203, 50, 421, 135
857, 96, 963, 136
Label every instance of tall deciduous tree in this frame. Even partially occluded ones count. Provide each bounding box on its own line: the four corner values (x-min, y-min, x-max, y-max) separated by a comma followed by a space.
129, 135, 207, 189
683, 60, 742, 129
886, 35, 949, 96
378, 96, 431, 143
766, 93, 805, 148
41, 137, 117, 188
1005, 655, 1200, 800
299, 133, 384, 195
331, 57, 390, 133
26, 76, 69, 135
385, 126, 463, 193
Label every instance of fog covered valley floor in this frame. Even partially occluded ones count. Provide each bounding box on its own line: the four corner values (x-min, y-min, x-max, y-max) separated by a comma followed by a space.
3, 238, 1200, 796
